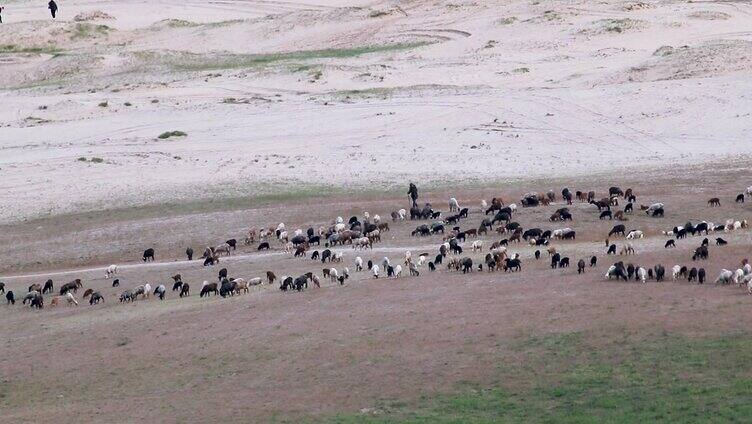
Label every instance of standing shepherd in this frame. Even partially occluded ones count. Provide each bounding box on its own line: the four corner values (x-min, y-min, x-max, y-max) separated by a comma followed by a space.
48, 0, 57, 18
408, 182, 418, 208
0, 6, 4, 23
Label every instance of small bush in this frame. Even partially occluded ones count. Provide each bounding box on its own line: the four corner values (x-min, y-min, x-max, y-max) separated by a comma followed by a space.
77, 157, 105, 163
124, 102, 132, 106
98, 101, 108, 107
369, 10, 389, 18
158, 131, 187, 139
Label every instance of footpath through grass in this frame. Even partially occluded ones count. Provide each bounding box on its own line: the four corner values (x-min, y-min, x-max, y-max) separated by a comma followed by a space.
322, 331, 752, 423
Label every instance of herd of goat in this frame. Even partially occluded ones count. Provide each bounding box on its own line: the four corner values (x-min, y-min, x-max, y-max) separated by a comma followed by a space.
3, 184, 752, 310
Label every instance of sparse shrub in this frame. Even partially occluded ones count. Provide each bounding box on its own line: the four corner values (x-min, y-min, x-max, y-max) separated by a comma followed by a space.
158, 131, 187, 139
369, 10, 389, 18
77, 156, 105, 163
98, 101, 108, 107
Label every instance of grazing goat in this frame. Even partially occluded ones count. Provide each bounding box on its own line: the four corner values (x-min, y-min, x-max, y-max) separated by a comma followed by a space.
154, 285, 167, 300
142, 248, 155, 262
120, 290, 134, 303
636, 267, 647, 283
608, 225, 626, 237
449, 197, 460, 212
472, 240, 483, 252
105, 264, 118, 278
90, 292, 104, 305
200, 282, 219, 297
577, 259, 586, 274
715, 269, 733, 285
626, 230, 644, 239
23, 291, 44, 308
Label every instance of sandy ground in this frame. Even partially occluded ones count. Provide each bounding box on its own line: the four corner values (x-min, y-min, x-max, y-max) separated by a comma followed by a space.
2, 0, 752, 223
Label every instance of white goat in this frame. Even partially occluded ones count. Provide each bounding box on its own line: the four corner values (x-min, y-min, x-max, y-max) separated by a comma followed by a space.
64, 292, 79, 306
715, 269, 733, 284
626, 230, 644, 239
105, 264, 118, 279
636, 267, 647, 283
329, 268, 340, 283
672, 265, 681, 281
449, 197, 460, 212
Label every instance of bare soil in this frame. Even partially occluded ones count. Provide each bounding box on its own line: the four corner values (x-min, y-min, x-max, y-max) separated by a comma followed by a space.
2, 163, 752, 422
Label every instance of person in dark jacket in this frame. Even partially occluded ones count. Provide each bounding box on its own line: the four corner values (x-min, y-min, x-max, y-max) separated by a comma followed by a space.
0, 6, 5, 23
48, 0, 57, 18
408, 182, 418, 207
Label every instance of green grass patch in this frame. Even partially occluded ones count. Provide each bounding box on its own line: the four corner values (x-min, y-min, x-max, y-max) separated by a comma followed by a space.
157, 130, 187, 139
324, 332, 752, 423
0, 44, 61, 54
156, 18, 243, 29
164, 19, 200, 28
70, 23, 112, 40
152, 42, 430, 72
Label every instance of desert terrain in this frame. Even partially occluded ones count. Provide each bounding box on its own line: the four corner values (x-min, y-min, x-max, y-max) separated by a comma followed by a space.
2, 0, 752, 422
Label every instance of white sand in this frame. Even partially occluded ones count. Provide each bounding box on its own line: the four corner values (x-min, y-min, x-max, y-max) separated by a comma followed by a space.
1, 0, 751, 223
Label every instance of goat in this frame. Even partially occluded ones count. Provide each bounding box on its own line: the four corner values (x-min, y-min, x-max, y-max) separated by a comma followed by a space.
105, 264, 118, 278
